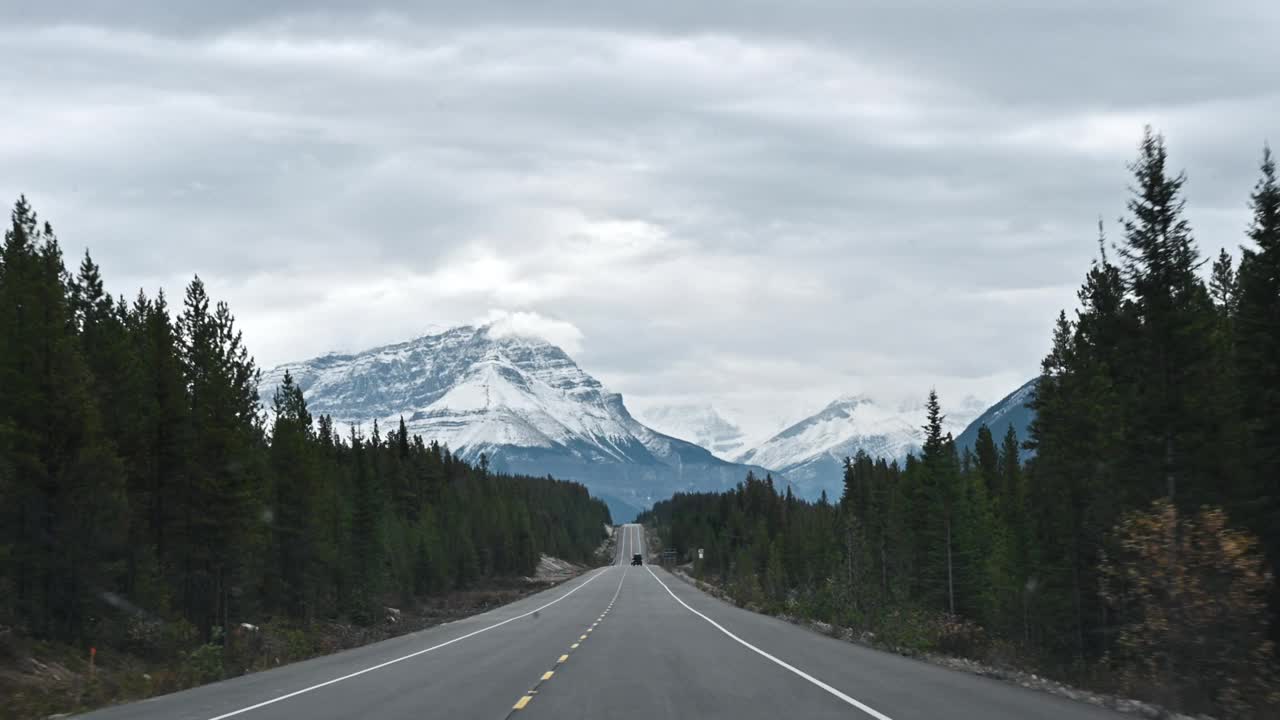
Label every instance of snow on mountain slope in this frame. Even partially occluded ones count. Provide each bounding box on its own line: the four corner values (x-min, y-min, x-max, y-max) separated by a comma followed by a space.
734, 393, 982, 500
954, 378, 1038, 457
637, 403, 748, 460
735, 395, 914, 471
259, 325, 772, 520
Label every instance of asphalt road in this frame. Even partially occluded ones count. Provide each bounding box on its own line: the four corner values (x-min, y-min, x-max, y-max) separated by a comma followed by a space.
81, 524, 1126, 720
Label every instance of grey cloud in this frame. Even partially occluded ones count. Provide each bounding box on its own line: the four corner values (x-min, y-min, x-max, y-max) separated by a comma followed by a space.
1, 2, 1276, 432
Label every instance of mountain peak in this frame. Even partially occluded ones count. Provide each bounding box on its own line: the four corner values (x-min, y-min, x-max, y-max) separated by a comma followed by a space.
637, 402, 747, 460
735, 390, 984, 500
824, 393, 875, 411
259, 323, 771, 520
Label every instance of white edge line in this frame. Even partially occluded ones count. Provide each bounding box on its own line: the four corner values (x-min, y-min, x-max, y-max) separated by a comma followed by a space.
204, 566, 611, 720
644, 566, 894, 720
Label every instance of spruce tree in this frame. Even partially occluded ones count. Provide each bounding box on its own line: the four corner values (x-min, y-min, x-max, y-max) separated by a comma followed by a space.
269, 372, 320, 618
973, 424, 999, 499
1116, 128, 1223, 508
1210, 249, 1238, 316
919, 389, 958, 613
177, 276, 263, 639
1236, 144, 1280, 642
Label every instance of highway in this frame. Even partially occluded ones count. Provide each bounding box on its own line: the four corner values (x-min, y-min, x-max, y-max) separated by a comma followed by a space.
81, 524, 1125, 719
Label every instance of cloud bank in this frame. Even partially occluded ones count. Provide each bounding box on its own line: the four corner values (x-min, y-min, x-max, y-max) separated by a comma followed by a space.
3, 2, 1276, 438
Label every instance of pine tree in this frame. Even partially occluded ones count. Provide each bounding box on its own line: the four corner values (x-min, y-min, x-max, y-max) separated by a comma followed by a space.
1236, 144, 1280, 642
347, 426, 385, 622
919, 389, 959, 613
268, 371, 320, 619
973, 425, 999, 500
177, 276, 264, 639
129, 289, 191, 614
1116, 128, 1224, 508
994, 424, 1031, 640
1210, 249, 1238, 316
1027, 312, 1096, 657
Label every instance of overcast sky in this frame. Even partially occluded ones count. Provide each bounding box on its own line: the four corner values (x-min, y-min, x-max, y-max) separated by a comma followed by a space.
2, 2, 1276, 438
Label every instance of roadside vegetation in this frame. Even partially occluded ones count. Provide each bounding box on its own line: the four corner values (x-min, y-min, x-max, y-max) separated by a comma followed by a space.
640, 130, 1280, 719
0, 207, 611, 718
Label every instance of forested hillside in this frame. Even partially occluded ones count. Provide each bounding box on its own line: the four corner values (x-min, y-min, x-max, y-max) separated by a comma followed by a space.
641, 130, 1280, 718
0, 196, 611, 657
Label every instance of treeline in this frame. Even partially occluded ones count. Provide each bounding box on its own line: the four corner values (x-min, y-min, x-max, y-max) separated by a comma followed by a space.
0, 196, 611, 652
641, 129, 1279, 717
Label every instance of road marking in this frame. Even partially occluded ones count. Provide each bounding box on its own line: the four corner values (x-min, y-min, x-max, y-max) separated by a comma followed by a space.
645, 566, 895, 720
515, 569, 625, 720
201, 567, 611, 720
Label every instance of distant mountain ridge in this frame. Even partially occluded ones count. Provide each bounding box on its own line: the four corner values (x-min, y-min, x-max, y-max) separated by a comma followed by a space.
734, 395, 921, 499
259, 325, 772, 520
954, 378, 1038, 456
733, 393, 984, 500
637, 403, 748, 460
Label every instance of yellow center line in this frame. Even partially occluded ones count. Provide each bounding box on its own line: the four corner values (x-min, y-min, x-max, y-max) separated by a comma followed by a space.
570, 643, 579, 649
558, 654, 569, 662
580, 634, 587, 640
541, 671, 554, 681
513, 695, 532, 710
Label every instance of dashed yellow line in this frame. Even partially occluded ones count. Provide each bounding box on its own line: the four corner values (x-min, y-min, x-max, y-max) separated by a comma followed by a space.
511, 589, 619, 714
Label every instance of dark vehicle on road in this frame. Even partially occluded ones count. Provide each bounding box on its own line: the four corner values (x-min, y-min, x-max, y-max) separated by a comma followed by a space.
631, 553, 643, 566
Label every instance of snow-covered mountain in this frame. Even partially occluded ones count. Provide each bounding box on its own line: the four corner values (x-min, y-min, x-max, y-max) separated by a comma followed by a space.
636, 403, 747, 460
259, 325, 771, 521
734, 393, 982, 500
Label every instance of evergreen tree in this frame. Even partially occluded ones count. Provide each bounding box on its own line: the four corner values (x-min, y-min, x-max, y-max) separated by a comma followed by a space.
269, 371, 319, 619
1116, 127, 1224, 508
918, 390, 962, 613
1210, 248, 1239, 316
973, 425, 999, 500
129, 289, 191, 614
1237, 144, 1280, 642
176, 276, 264, 639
